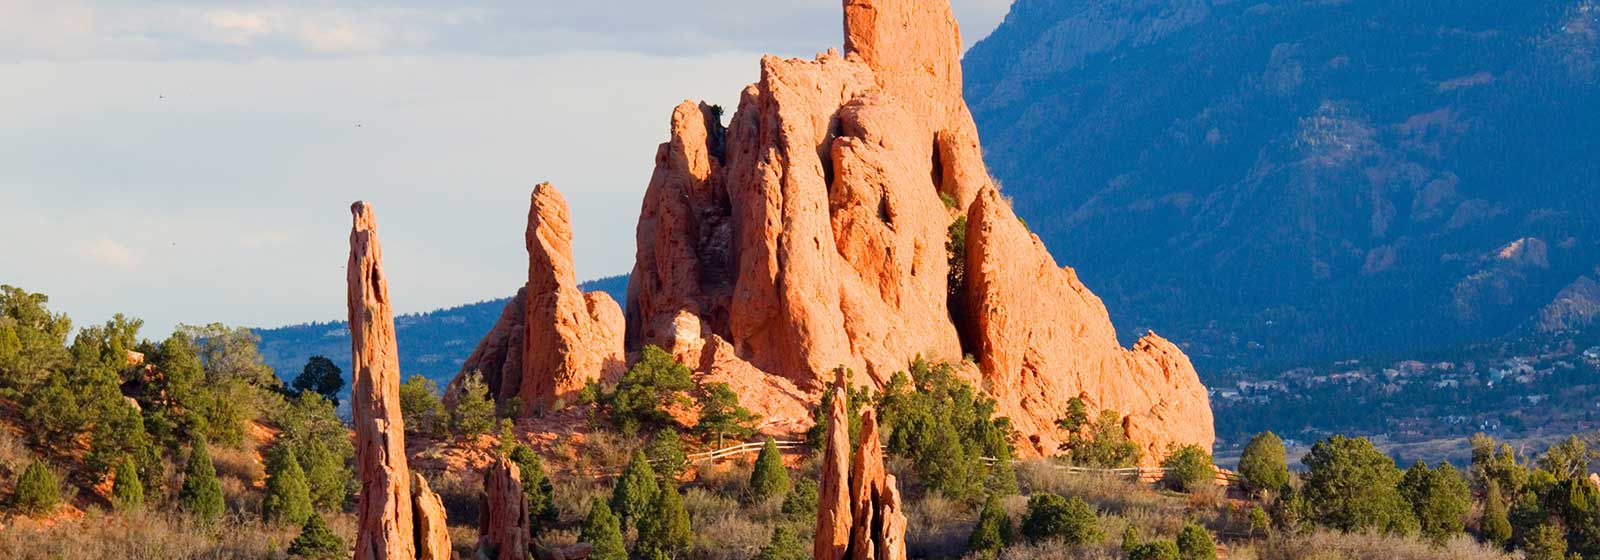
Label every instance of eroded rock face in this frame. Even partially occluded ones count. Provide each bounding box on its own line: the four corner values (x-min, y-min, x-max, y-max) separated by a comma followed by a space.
815, 383, 854, 560
478, 457, 530, 560
623, 0, 1213, 463
451, 184, 626, 413
347, 202, 417, 560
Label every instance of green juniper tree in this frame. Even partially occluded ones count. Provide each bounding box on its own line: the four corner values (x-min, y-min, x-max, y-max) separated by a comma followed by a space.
1300, 435, 1416, 535
1397, 461, 1470, 543
753, 525, 809, 560
509, 444, 557, 534
263, 445, 314, 526
1020, 493, 1101, 545
1238, 431, 1290, 495
291, 356, 344, 405
1175, 522, 1216, 560
749, 437, 791, 502
968, 495, 1013, 557
610, 450, 659, 531
450, 371, 497, 438
579, 498, 626, 560
288, 512, 347, 559
179, 436, 225, 527
1161, 445, 1214, 493
645, 428, 689, 478
1481, 479, 1512, 547
112, 454, 145, 512
14, 460, 61, 517
399, 374, 445, 436
636, 479, 693, 559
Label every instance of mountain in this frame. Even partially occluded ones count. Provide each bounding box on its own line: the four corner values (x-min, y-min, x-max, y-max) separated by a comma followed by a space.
964, 0, 1600, 371
253, 275, 628, 388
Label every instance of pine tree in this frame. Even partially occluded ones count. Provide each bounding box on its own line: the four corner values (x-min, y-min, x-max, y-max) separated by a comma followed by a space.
449, 371, 496, 438
14, 460, 61, 517
264, 445, 314, 526
112, 454, 145, 512
288, 512, 347, 559
398, 374, 445, 436
298, 437, 349, 511
749, 437, 792, 502
695, 382, 757, 447
781, 478, 819, 518
610, 450, 659, 531
579, 498, 626, 560
968, 495, 1013, 557
636, 479, 693, 559
1122, 525, 1141, 554
1481, 479, 1512, 547
179, 436, 225, 527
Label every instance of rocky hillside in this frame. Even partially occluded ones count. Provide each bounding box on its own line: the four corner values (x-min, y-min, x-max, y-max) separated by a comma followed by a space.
965, 0, 1600, 370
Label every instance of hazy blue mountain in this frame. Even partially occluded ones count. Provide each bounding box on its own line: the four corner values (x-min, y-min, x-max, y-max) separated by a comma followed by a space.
964, 0, 1600, 371
255, 275, 628, 389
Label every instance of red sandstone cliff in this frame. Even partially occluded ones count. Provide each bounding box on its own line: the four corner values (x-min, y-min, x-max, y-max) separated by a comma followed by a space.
459, 0, 1213, 464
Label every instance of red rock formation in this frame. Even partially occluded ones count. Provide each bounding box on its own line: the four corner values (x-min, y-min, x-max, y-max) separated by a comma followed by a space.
349, 202, 453, 560
964, 188, 1215, 461
478, 457, 531, 560
348, 201, 417, 560
816, 394, 908, 560
815, 384, 854, 560
620, 0, 1213, 463
451, 184, 626, 412
412, 474, 452, 560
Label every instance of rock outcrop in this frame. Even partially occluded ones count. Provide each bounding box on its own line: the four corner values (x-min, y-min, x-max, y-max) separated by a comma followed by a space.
477, 457, 531, 560
619, 0, 1212, 462
451, 184, 626, 412
815, 380, 908, 560
348, 202, 450, 560
412, 474, 452, 560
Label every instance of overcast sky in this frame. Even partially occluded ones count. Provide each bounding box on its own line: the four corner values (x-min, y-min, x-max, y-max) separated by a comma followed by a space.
1, 0, 1015, 337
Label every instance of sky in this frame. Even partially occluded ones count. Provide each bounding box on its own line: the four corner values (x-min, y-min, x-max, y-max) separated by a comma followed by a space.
0, 0, 1016, 337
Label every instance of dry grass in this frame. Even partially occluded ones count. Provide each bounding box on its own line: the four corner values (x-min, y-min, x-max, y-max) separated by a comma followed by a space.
0, 509, 358, 560
1255, 529, 1514, 560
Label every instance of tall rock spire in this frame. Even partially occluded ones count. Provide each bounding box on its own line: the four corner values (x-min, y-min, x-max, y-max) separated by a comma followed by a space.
348, 201, 450, 560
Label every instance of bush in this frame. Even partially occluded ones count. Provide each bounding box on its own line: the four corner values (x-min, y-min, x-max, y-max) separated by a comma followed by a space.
1239, 431, 1290, 495
449, 371, 496, 438
1248, 505, 1272, 538
14, 460, 60, 516
1301, 435, 1416, 535
178, 437, 225, 527
112, 454, 145, 512
782, 478, 819, 518
968, 495, 1013, 557
636, 479, 693, 559
399, 374, 444, 436
1161, 445, 1214, 493
1175, 522, 1216, 560
1062, 409, 1142, 468
695, 382, 758, 447
610, 450, 659, 531
287, 512, 346, 559
879, 359, 1017, 501
753, 525, 808, 560
1128, 540, 1181, 560
263, 445, 314, 526
1397, 461, 1470, 543
1020, 493, 1101, 545
749, 437, 791, 502
1524, 523, 1567, 560
645, 428, 689, 479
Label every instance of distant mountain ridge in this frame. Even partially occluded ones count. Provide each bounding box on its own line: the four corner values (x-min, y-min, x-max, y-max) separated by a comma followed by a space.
963, 0, 1600, 371
254, 275, 628, 387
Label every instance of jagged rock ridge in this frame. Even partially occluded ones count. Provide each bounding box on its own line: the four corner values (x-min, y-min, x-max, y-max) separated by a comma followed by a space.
457, 0, 1214, 463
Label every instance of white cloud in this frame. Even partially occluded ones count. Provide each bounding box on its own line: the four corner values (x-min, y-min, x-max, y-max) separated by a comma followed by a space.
82, 238, 139, 269
205, 11, 274, 45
